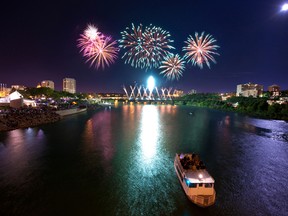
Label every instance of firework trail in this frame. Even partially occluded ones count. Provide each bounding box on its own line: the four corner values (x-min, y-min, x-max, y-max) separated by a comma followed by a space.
119, 23, 175, 69
78, 24, 119, 69
159, 54, 185, 80
183, 32, 219, 69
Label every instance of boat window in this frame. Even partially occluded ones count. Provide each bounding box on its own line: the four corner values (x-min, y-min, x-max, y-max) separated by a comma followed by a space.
199, 183, 203, 187
184, 178, 197, 188
205, 183, 213, 188
189, 183, 197, 188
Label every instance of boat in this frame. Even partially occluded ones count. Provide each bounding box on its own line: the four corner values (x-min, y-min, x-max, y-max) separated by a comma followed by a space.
98, 101, 113, 106
174, 153, 216, 207
55, 106, 87, 117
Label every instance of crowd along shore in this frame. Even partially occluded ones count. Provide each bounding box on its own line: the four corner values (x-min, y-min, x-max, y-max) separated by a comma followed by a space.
0, 107, 61, 132
0, 104, 103, 132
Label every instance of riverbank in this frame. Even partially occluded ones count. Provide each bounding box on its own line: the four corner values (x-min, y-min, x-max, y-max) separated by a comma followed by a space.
0, 107, 61, 132
178, 103, 288, 121
174, 94, 288, 121
0, 104, 103, 132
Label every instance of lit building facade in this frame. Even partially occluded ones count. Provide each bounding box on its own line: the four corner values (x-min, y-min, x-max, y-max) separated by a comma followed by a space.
11, 85, 26, 91
41, 80, 55, 90
63, 78, 76, 94
268, 84, 280, 97
173, 89, 184, 97
0, 83, 10, 97
236, 82, 263, 97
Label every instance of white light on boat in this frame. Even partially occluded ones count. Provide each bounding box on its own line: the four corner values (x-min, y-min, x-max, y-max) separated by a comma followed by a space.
199, 174, 203, 179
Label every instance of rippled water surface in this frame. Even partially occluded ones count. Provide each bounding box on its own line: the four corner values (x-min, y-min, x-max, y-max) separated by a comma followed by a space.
0, 105, 287, 216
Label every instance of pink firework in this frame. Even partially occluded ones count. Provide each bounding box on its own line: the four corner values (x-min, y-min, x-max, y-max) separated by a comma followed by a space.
78, 24, 119, 69
86, 36, 119, 69
78, 24, 103, 56
183, 32, 219, 69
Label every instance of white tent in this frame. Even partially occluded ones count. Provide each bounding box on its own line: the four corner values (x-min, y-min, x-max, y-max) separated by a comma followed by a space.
0, 91, 36, 108
8, 91, 23, 101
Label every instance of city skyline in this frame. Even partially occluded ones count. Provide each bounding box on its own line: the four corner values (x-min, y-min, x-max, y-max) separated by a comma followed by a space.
1, 0, 287, 93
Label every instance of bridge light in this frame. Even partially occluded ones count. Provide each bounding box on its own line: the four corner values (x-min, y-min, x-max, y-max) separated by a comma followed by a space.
147, 76, 155, 92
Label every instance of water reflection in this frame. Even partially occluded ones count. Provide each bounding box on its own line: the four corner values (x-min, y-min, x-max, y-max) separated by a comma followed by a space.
118, 105, 177, 215
138, 105, 159, 164
1, 128, 46, 162
82, 109, 114, 172
1, 106, 287, 216
0, 128, 46, 186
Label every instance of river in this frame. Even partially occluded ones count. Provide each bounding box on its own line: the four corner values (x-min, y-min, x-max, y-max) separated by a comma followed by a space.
0, 105, 287, 216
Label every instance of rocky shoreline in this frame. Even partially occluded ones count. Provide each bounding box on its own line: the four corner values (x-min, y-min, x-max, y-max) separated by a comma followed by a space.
0, 107, 61, 132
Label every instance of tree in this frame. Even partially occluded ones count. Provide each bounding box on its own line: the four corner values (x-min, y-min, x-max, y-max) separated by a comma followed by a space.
257, 101, 268, 112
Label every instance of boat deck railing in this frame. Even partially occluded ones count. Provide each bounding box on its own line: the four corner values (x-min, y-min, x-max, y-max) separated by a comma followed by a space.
175, 154, 186, 173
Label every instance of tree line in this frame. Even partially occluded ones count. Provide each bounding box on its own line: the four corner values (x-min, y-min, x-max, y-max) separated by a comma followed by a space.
174, 93, 288, 121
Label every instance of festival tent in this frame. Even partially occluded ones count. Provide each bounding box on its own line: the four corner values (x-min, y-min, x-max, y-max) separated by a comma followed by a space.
0, 91, 36, 108
8, 91, 23, 108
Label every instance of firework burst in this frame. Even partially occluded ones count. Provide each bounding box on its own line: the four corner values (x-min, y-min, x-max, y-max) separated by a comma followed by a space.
118, 23, 148, 69
85, 36, 119, 69
119, 23, 175, 69
78, 24, 103, 56
183, 32, 219, 69
159, 54, 185, 80
144, 24, 175, 68
78, 24, 119, 69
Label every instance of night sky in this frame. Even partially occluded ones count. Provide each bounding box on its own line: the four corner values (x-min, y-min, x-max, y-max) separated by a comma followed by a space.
1, 0, 287, 93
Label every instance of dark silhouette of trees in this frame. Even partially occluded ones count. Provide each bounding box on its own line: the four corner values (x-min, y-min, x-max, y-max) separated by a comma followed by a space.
175, 94, 288, 120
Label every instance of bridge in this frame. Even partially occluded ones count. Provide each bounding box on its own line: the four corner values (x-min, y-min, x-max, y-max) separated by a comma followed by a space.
100, 98, 175, 105
98, 76, 182, 105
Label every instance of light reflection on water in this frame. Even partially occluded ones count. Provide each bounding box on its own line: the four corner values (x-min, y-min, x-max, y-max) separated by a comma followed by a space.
119, 105, 177, 215
0, 128, 46, 177
82, 109, 115, 174
138, 105, 159, 163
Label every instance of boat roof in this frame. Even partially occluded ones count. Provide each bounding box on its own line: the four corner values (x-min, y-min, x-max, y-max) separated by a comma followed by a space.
185, 169, 215, 183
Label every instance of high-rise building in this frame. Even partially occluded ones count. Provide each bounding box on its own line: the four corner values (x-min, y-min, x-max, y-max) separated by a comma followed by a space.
236, 82, 263, 97
63, 78, 76, 94
41, 80, 55, 90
